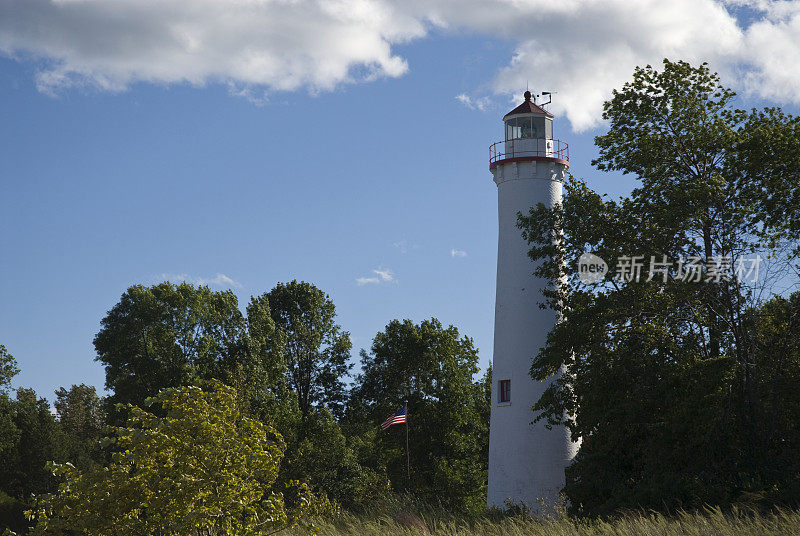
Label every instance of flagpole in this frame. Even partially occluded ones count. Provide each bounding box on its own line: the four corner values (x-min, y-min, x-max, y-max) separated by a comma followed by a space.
405, 399, 411, 489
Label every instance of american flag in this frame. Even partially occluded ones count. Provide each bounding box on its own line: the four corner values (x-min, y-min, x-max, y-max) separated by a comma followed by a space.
381, 407, 407, 430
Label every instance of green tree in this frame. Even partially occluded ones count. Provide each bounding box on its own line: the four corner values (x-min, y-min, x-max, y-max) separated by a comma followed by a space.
0, 386, 66, 533
3, 389, 65, 501
0, 345, 23, 531
94, 282, 282, 419
244, 294, 288, 418
0, 345, 20, 458
349, 318, 488, 513
0, 345, 19, 393
251, 281, 381, 507
29, 382, 320, 536
742, 292, 800, 503
264, 280, 352, 418
276, 405, 388, 509
519, 60, 800, 514
54, 384, 106, 469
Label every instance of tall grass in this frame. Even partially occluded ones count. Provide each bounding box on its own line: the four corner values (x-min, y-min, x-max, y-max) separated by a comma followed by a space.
292, 499, 800, 536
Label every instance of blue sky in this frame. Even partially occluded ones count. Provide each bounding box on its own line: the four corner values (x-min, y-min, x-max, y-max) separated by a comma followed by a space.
2, 0, 800, 401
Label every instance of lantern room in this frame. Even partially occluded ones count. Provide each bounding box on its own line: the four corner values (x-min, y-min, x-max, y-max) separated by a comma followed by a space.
503, 90, 553, 141
489, 90, 568, 170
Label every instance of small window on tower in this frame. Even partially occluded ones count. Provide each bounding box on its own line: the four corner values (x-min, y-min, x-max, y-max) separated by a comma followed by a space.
499, 379, 511, 403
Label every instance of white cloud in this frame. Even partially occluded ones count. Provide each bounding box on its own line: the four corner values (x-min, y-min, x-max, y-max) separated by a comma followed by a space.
356, 268, 395, 285
0, 0, 423, 95
450, 248, 467, 258
740, 3, 800, 102
154, 272, 242, 289
455, 93, 490, 112
197, 273, 242, 288
3, 1, 800, 129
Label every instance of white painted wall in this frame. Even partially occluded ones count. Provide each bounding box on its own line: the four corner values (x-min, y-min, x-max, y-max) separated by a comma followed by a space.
487, 157, 577, 511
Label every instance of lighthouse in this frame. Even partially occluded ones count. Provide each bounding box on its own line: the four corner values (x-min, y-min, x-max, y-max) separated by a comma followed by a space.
487, 91, 577, 510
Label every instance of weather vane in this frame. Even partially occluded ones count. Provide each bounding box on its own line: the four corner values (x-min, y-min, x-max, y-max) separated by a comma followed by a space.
537, 91, 554, 106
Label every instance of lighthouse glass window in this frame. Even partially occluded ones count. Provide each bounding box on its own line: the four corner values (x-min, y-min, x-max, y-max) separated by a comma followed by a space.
505, 117, 546, 140
499, 379, 511, 403
505, 119, 521, 140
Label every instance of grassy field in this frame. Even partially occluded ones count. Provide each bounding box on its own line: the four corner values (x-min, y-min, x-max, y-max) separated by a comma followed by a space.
296, 506, 800, 535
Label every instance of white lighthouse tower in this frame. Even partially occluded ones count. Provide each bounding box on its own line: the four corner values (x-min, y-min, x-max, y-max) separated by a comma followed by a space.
487, 91, 577, 510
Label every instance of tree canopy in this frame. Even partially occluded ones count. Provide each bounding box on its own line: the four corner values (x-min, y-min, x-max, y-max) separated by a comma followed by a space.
264, 280, 352, 418
0, 386, 66, 533
94, 282, 283, 419
0, 345, 19, 393
29, 382, 322, 536
53, 385, 106, 469
349, 318, 489, 513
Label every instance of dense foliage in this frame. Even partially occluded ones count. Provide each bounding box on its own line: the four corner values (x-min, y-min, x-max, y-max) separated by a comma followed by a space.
0, 348, 68, 533
264, 280, 352, 418
28, 382, 321, 536
94, 282, 283, 421
90, 281, 385, 511
519, 60, 800, 515
348, 319, 490, 513
53, 385, 106, 470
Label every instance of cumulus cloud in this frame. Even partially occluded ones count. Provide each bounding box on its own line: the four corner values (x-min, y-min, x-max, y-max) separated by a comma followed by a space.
450, 248, 467, 258
154, 272, 242, 289
356, 268, 395, 285
739, 2, 800, 103
0, 0, 423, 95
3, 0, 800, 129
462, 0, 746, 130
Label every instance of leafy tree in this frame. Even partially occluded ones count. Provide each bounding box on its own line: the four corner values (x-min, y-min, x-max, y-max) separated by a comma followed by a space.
277, 405, 388, 509
742, 292, 800, 503
349, 318, 488, 513
93, 281, 377, 509
0, 396, 22, 531
54, 384, 106, 469
264, 280, 352, 418
519, 59, 800, 514
3, 389, 65, 500
0, 345, 20, 458
0, 347, 26, 531
0, 387, 66, 533
0, 345, 19, 393
29, 382, 322, 536
94, 282, 283, 420
243, 294, 288, 418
